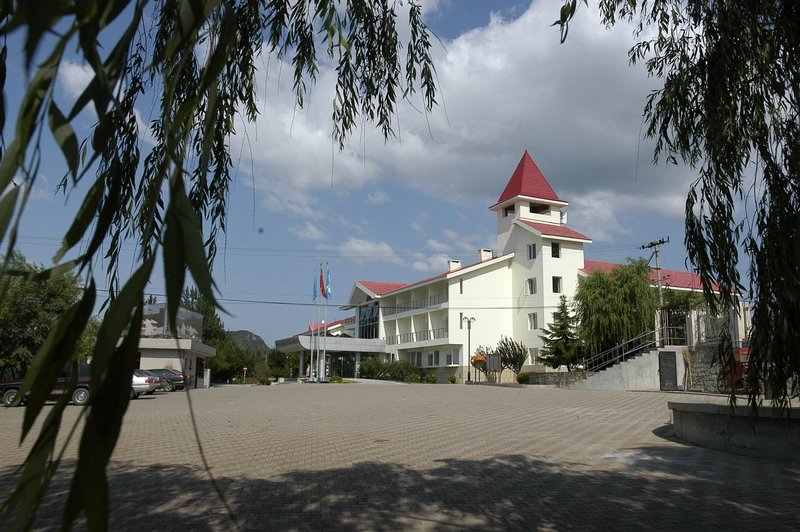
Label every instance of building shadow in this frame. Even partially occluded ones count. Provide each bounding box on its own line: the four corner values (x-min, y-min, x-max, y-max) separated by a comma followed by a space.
2, 448, 798, 530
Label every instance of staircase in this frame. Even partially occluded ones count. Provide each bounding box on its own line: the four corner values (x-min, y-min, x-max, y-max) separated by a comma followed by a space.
568, 327, 687, 391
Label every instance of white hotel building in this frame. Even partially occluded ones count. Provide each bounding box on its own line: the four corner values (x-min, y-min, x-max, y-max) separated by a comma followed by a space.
276, 151, 713, 382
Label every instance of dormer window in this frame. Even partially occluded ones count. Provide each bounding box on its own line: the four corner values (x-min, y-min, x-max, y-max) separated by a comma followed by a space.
529, 202, 549, 214
504, 205, 515, 217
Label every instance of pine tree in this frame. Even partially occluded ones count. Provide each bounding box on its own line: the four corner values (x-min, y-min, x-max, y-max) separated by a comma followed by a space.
540, 296, 580, 371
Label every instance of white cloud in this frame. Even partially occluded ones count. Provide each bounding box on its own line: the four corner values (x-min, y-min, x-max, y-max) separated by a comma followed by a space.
289, 221, 325, 241
332, 237, 404, 266
228, 2, 695, 249
58, 61, 94, 100
367, 190, 388, 205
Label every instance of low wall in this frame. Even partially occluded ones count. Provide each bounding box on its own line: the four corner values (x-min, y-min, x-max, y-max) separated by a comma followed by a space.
669, 401, 800, 463
527, 371, 586, 387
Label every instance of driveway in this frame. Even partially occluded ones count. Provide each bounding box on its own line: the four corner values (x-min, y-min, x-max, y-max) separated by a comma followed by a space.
1, 382, 796, 530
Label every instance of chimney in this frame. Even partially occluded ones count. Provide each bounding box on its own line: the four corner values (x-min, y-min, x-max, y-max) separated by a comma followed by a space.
479, 248, 493, 262
448, 259, 462, 272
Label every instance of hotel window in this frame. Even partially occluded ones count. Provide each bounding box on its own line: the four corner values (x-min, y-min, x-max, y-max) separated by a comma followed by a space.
411, 351, 422, 366
504, 205, 515, 217
551, 242, 561, 258
552, 276, 562, 293
527, 243, 537, 260
427, 351, 439, 366
526, 277, 537, 295
529, 347, 539, 364
446, 348, 459, 365
528, 312, 538, 330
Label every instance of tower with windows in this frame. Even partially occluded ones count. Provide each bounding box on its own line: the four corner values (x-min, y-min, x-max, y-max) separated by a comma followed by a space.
489, 151, 591, 363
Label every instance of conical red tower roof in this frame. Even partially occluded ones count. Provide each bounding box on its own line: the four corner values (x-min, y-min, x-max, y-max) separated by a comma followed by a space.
495, 151, 562, 205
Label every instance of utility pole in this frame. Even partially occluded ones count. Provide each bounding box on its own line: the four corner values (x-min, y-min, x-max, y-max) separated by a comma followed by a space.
641, 237, 669, 308
642, 237, 669, 346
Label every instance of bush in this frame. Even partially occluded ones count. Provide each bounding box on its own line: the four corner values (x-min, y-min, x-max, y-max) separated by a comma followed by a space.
516, 372, 529, 384
330, 374, 343, 383
423, 373, 437, 384
448, 374, 457, 384
359, 357, 386, 379
403, 372, 421, 383
386, 361, 420, 381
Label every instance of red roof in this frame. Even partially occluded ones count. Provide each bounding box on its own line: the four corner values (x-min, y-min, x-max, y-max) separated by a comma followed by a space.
495, 151, 563, 206
582, 259, 719, 292
358, 281, 410, 296
302, 316, 355, 335
520, 220, 591, 242
356, 254, 513, 298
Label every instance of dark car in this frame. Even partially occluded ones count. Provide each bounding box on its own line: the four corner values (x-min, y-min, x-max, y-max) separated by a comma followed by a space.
1, 364, 92, 407
143, 368, 186, 392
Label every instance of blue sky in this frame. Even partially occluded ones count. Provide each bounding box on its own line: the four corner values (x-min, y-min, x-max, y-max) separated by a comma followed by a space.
7, 1, 706, 345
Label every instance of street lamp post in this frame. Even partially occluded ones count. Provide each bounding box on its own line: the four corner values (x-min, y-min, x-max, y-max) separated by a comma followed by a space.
462, 316, 475, 384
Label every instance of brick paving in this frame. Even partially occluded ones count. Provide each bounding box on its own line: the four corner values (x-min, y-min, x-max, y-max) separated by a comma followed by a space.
1, 382, 798, 530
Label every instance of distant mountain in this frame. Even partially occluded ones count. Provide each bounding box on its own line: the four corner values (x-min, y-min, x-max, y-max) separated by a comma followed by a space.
227, 330, 270, 355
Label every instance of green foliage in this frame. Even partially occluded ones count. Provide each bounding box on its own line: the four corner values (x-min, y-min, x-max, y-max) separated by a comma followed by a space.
0, 251, 83, 373
330, 374, 343, 383
357, 358, 422, 382
496, 336, 528, 375
556, 1, 800, 412
358, 357, 386, 379
423, 373, 437, 384
539, 296, 580, 371
75, 316, 102, 363
574, 258, 658, 353
266, 348, 298, 378
516, 372, 530, 384
1, 1, 438, 524
448, 374, 457, 384
404, 372, 421, 383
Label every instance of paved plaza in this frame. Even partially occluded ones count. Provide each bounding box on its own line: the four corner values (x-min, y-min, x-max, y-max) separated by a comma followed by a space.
1, 382, 798, 530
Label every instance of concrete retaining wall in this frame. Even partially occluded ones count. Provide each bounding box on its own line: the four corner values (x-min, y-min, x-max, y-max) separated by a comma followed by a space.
568, 349, 686, 391
669, 401, 800, 463
527, 371, 586, 387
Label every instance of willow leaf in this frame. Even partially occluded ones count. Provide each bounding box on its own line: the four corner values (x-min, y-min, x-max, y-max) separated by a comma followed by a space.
47, 101, 79, 179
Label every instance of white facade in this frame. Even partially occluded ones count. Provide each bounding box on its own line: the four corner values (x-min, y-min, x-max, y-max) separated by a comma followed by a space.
138, 337, 216, 388
343, 151, 591, 379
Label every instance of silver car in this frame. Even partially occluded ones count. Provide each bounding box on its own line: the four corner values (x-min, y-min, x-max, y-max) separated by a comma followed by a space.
131, 369, 157, 399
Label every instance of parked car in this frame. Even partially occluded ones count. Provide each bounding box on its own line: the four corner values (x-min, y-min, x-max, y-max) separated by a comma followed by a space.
1, 364, 91, 406
144, 368, 187, 392
139, 370, 163, 394
131, 369, 157, 399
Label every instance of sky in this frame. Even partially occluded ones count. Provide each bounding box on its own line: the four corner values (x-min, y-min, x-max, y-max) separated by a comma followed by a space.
7, 0, 707, 346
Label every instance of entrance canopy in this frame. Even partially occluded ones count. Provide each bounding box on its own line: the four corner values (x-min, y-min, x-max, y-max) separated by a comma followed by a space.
275, 335, 386, 355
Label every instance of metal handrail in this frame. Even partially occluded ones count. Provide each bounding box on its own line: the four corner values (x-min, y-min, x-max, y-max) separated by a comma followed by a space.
383, 293, 449, 317
584, 326, 686, 372
384, 327, 448, 346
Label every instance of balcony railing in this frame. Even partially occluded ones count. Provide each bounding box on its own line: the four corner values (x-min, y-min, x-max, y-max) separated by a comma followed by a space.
385, 327, 448, 345
383, 293, 448, 317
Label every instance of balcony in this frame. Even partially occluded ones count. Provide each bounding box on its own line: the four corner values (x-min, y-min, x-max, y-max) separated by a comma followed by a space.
385, 327, 448, 346
383, 293, 448, 317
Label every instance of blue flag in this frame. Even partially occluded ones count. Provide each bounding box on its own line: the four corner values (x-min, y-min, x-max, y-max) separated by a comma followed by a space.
325, 264, 332, 299
312, 270, 318, 302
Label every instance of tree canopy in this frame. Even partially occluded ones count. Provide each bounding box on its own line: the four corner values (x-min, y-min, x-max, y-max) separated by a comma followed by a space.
557, 1, 800, 410
574, 258, 658, 354
539, 295, 580, 371
496, 336, 528, 375
0, 251, 83, 372
0, 1, 437, 529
